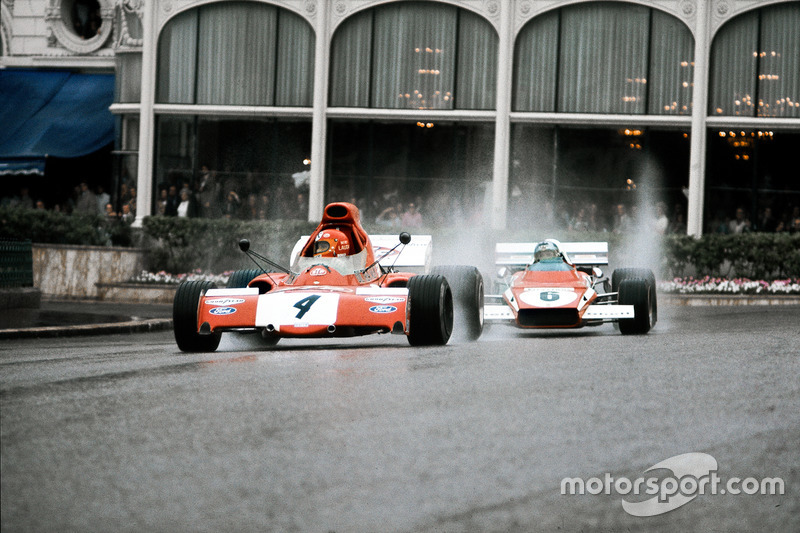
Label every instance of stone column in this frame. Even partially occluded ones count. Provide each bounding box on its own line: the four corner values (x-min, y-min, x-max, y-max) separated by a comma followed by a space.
133, 0, 157, 227
687, 0, 710, 236
490, 1, 513, 229
308, 0, 330, 222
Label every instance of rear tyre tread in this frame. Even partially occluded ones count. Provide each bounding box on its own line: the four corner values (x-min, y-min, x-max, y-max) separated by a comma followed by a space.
226, 269, 262, 289
431, 265, 484, 341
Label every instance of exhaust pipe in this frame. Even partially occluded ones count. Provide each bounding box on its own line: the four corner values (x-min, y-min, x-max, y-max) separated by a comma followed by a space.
265, 324, 275, 333
327, 324, 336, 334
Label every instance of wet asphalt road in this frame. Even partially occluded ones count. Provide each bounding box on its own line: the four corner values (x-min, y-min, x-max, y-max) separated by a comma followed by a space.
1, 305, 798, 532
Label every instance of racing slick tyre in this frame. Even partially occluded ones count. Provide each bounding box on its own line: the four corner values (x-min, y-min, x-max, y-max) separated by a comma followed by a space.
612, 267, 658, 324
618, 278, 656, 335
173, 280, 222, 352
226, 269, 262, 289
431, 265, 484, 341
407, 274, 454, 346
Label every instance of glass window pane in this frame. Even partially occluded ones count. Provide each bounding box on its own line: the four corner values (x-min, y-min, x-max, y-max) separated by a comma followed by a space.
116, 52, 142, 103
513, 10, 559, 112
648, 10, 694, 115
330, 10, 373, 107
275, 10, 315, 107
758, 3, 800, 118
371, 2, 457, 109
156, 9, 197, 104
558, 3, 650, 114
196, 2, 276, 106
456, 9, 498, 110
709, 13, 758, 116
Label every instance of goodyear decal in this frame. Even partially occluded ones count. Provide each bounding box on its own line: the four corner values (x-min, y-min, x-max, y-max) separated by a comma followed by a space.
369, 305, 397, 314
364, 296, 405, 304
205, 298, 246, 306
209, 306, 237, 316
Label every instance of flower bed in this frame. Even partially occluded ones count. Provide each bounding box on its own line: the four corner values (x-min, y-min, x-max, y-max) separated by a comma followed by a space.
658, 277, 800, 295
129, 269, 231, 286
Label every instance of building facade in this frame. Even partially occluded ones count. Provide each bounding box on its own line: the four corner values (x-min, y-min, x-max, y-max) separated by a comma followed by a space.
2, 0, 799, 234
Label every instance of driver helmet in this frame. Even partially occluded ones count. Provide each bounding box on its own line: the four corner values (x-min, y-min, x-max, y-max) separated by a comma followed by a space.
533, 240, 561, 262
314, 229, 350, 257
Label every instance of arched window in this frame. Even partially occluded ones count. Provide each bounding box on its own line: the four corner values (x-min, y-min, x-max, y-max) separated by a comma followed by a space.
514, 2, 694, 115
710, 3, 800, 118
329, 1, 498, 110
156, 1, 314, 106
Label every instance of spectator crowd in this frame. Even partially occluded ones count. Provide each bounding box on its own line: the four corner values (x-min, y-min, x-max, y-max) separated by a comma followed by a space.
3, 175, 800, 236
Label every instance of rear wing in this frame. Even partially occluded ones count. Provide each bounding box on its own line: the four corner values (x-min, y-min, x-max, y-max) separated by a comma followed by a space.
291, 234, 433, 271
495, 241, 609, 268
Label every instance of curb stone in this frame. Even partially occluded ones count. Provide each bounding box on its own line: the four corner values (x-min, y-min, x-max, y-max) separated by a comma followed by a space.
0, 318, 173, 340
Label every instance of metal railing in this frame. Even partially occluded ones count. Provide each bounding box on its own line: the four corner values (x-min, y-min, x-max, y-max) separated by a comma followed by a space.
0, 239, 34, 288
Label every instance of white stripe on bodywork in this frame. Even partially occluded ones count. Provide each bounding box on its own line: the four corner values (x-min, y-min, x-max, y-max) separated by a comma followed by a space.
205, 288, 259, 296
255, 292, 340, 330
355, 287, 409, 296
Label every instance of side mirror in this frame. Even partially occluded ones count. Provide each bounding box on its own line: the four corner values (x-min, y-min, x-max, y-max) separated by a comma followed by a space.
497, 267, 509, 278
593, 267, 603, 278
238, 239, 250, 252
399, 232, 411, 245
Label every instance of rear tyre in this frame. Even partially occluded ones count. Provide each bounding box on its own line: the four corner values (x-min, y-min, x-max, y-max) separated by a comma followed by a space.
227, 269, 262, 288
612, 267, 657, 324
618, 278, 655, 335
173, 280, 221, 352
407, 274, 454, 346
431, 265, 484, 341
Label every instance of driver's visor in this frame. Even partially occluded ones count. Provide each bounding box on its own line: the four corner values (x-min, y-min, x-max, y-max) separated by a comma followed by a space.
314, 240, 331, 255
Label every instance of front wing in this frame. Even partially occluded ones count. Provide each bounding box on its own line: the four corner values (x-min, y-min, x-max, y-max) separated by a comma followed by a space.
484, 299, 634, 327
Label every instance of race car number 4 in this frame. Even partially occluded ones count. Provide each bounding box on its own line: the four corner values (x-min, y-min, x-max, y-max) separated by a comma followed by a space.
255, 293, 339, 327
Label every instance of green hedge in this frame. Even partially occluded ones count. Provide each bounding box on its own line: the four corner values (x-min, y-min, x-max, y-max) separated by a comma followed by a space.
5, 207, 799, 279
141, 216, 318, 274
662, 233, 800, 279
0, 207, 132, 247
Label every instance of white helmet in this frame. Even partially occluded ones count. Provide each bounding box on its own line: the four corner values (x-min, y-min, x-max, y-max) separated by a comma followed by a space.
533, 241, 561, 262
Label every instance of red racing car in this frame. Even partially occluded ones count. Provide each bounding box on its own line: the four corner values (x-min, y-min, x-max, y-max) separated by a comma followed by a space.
485, 239, 657, 334
173, 202, 483, 352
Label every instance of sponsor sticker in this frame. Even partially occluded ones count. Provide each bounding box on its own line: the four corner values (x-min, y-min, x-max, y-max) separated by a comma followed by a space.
209, 307, 237, 316
309, 267, 328, 276
369, 305, 397, 314
205, 298, 246, 306
364, 296, 405, 304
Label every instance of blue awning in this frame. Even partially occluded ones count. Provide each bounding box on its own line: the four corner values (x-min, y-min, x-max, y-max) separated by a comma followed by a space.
0, 69, 115, 161
0, 158, 46, 176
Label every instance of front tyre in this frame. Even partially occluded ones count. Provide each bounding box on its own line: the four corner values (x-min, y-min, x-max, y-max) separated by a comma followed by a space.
407, 274, 454, 346
612, 267, 657, 324
431, 265, 484, 341
618, 278, 655, 335
173, 280, 221, 352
